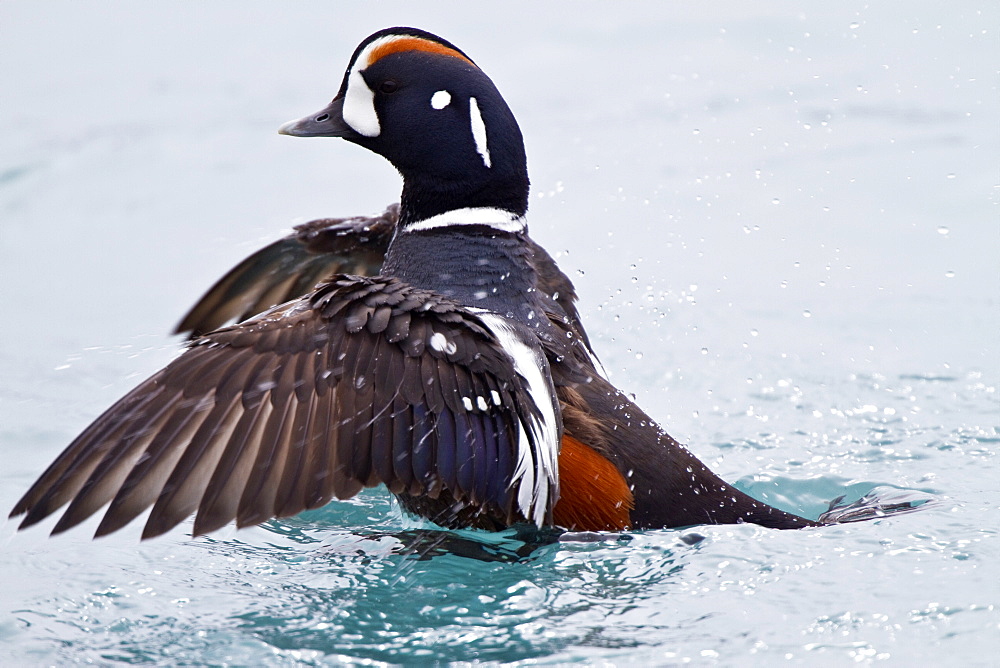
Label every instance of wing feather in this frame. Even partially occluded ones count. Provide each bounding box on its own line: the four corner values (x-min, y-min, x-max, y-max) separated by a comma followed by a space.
141, 392, 244, 538
49, 388, 184, 534
94, 395, 223, 536
13, 275, 561, 537
236, 394, 297, 526
191, 397, 274, 535
12, 383, 164, 525
175, 206, 398, 337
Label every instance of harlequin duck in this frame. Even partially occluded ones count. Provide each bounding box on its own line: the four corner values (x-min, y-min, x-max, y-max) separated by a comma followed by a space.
12, 27, 833, 539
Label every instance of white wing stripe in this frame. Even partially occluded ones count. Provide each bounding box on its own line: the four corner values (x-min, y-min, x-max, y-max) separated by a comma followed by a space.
473, 311, 559, 526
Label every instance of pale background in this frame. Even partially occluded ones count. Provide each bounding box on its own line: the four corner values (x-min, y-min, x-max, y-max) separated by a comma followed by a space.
2, 2, 997, 664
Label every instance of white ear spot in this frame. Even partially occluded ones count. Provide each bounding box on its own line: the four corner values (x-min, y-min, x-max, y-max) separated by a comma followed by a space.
342, 68, 380, 137
431, 90, 452, 110
468, 97, 491, 168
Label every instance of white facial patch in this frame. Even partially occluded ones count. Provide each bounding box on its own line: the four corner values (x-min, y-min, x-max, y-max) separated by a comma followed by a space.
342, 67, 380, 137
468, 97, 491, 168
430, 90, 451, 110
340, 35, 407, 138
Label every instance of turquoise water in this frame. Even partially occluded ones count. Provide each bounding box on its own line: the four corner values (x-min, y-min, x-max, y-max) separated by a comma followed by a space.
2, 2, 997, 665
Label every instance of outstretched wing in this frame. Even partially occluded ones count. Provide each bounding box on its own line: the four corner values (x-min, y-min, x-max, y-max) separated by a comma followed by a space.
173, 204, 594, 353
175, 206, 398, 337
11, 276, 559, 539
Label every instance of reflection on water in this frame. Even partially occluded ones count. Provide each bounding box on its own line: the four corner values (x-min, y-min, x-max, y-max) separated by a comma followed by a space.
0, 462, 965, 664
168, 524, 698, 663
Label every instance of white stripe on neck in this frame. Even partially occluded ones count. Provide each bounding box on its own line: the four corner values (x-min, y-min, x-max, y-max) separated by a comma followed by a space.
405, 207, 526, 233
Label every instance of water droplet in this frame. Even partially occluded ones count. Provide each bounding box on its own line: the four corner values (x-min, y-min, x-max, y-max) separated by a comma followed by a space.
945, 270, 955, 278
701, 347, 709, 355
635, 352, 643, 360
946, 173, 956, 179
693, 128, 701, 135
771, 198, 781, 205
849, 22, 860, 29
936, 226, 950, 235
750, 328, 759, 337
803, 309, 812, 318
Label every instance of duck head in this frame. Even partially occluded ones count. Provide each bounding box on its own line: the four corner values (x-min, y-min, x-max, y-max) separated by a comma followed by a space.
279, 27, 530, 223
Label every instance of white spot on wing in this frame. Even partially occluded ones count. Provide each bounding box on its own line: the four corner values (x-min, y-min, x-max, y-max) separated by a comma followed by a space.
462, 396, 474, 411
429, 332, 457, 355
431, 90, 451, 109
468, 97, 491, 168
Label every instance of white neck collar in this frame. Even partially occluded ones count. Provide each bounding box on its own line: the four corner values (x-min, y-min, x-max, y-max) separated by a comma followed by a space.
404, 207, 526, 233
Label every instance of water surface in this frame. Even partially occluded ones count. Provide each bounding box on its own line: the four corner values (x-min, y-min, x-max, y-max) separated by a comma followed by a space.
2, 2, 997, 664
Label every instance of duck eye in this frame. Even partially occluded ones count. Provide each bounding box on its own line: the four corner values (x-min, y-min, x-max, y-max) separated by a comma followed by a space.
379, 80, 399, 94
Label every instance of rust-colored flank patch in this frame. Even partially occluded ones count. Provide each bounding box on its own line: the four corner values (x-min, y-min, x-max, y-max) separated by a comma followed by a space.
368, 36, 476, 68
552, 435, 634, 532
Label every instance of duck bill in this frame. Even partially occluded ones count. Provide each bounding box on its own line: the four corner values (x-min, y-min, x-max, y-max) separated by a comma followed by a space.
278, 97, 353, 137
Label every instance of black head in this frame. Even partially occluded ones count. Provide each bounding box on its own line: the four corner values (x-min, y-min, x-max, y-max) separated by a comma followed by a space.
280, 28, 530, 223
